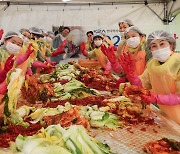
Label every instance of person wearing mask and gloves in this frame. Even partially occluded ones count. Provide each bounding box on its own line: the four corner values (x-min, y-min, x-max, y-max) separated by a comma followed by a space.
80, 32, 108, 69
120, 30, 180, 124
29, 27, 69, 72
0, 31, 23, 68
0, 30, 15, 94
46, 31, 55, 44
0, 31, 34, 95
117, 19, 134, 57
103, 20, 134, 75
29, 27, 47, 62
0, 31, 35, 71
19, 28, 31, 45
28, 27, 50, 69
1, 30, 51, 76
29, 27, 44, 41
102, 26, 151, 77
29, 27, 55, 69
0, 54, 14, 117
0, 31, 34, 117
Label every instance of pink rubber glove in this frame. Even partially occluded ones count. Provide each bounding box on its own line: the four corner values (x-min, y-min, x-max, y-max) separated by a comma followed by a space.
101, 45, 122, 73
0, 55, 14, 83
104, 61, 111, 75
0, 29, 4, 40
80, 42, 88, 57
51, 40, 67, 57
26, 67, 33, 76
119, 53, 142, 86
140, 92, 180, 106
32, 61, 49, 68
0, 83, 7, 95
116, 77, 127, 87
16, 43, 34, 65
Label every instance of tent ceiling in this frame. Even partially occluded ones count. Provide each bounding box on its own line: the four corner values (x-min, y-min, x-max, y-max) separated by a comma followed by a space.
0, 0, 174, 5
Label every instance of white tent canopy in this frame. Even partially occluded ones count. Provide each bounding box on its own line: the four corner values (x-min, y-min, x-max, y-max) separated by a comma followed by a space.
0, 0, 180, 49
0, 0, 176, 4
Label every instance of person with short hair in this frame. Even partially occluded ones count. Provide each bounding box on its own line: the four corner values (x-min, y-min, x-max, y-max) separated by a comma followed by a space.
85, 31, 94, 51
51, 26, 70, 63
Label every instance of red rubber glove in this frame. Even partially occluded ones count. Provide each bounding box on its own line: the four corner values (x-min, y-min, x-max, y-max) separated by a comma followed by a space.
45, 58, 56, 66
4, 54, 14, 71
80, 42, 88, 57
101, 45, 122, 73
45, 61, 54, 73
51, 40, 67, 57
69, 41, 76, 52
0, 29, 4, 40
101, 45, 116, 64
0, 83, 8, 95
0, 55, 14, 83
112, 46, 117, 51
16, 43, 34, 65
116, 77, 127, 87
119, 53, 142, 86
140, 92, 180, 105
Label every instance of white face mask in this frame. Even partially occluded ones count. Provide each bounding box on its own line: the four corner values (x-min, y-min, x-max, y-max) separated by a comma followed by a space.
23, 37, 30, 44
19, 34, 25, 39
5, 42, 21, 54
19, 34, 28, 44
152, 46, 171, 62
126, 37, 140, 48
39, 37, 45, 41
120, 32, 125, 37
46, 37, 53, 43
94, 40, 102, 47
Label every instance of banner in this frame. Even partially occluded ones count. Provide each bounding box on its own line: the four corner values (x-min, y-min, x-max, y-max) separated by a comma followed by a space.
0, 4, 180, 50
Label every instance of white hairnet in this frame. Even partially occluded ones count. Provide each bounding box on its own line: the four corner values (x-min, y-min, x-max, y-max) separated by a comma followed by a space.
147, 30, 176, 51
93, 32, 103, 40
4, 31, 21, 40
124, 26, 146, 38
29, 27, 42, 35
19, 28, 30, 34
118, 19, 134, 27
40, 29, 47, 34
46, 31, 54, 36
